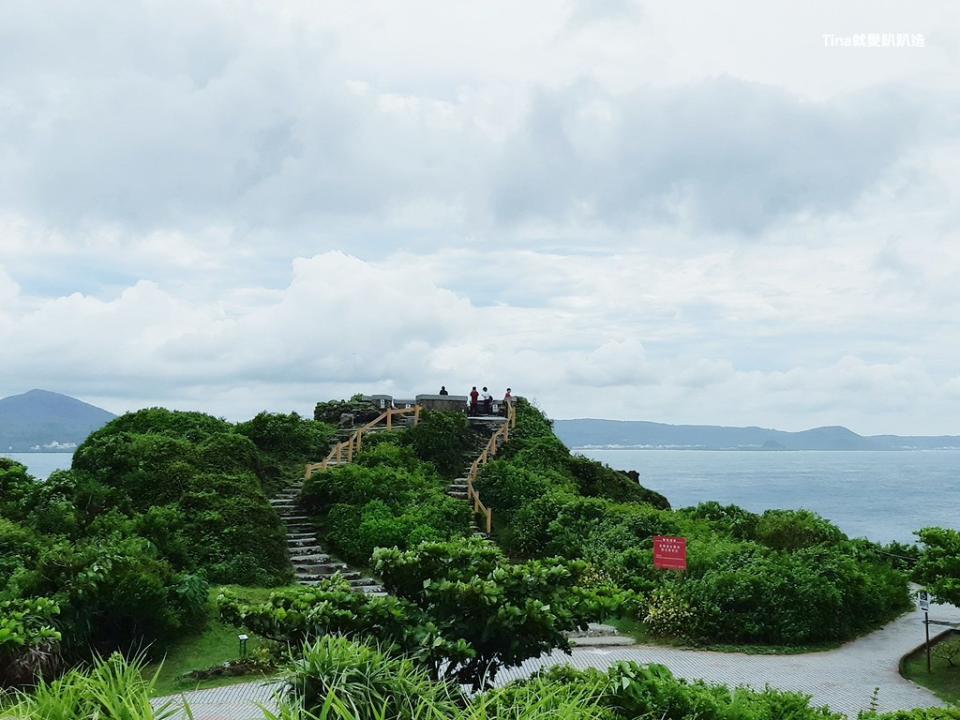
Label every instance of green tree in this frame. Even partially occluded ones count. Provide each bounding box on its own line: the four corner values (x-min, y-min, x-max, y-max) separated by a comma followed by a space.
915, 527, 960, 606
373, 537, 626, 690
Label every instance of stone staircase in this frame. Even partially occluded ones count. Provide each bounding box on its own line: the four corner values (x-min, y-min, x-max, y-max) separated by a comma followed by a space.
270, 481, 385, 595
446, 430, 505, 535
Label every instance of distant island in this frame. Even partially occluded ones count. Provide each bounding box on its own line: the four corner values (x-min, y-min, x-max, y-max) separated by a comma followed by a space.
553, 418, 960, 451
0, 389, 116, 452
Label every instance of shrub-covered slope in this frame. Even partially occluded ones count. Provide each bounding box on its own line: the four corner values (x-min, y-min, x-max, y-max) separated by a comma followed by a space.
476, 401, 911, 645
0, 408, 335, 685
300, 411, 477, 565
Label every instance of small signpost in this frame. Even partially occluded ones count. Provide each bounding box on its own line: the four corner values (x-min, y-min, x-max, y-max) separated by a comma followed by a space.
653, 536, 687, 571
918, 590, 931, 673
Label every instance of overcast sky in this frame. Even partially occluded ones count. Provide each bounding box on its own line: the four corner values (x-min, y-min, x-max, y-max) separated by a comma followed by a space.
1, 0, 958, 434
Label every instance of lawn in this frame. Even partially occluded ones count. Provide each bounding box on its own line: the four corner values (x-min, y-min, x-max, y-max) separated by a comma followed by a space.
147, 584, 296, 697
901, 630, 960, 704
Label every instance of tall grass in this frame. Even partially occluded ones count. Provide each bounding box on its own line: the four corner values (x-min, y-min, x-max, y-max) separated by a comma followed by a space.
0, 653, 189, 720
280, 636, 459, 720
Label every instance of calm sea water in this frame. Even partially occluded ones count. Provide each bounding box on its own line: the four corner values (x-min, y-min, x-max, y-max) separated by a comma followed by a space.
3, 452, 73, 480
578, 449, 960, 544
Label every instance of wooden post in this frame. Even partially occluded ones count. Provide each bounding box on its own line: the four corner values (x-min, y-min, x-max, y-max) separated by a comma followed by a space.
387, 410, 392, 430
415, 405, 421, 425
485, 508, 492, 534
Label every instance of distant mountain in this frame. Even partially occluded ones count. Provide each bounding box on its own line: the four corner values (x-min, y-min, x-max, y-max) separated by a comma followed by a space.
554, 419, 960, 451
0, 389, 115, 453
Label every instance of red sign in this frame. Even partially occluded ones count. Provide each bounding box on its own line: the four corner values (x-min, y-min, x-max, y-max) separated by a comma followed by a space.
653, 536, 687, 570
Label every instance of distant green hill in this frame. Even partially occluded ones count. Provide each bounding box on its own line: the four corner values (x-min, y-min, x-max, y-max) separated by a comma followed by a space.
0, 389, 116, 452
554, 418, 960, 451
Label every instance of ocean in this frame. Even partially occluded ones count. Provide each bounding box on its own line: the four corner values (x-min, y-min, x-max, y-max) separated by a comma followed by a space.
3, 452, 73, 480
578, 449, 960, 544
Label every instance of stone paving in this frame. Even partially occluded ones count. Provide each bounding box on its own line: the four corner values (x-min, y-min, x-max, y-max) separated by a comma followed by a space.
165, 600, 960, 719
499, 599, 960, 717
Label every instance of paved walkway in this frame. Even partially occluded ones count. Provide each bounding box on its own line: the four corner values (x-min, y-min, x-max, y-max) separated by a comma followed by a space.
162, 600, 960, 719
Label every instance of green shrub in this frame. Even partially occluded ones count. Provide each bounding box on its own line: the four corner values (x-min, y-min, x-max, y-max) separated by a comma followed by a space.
373, 537, 627, 689
235, 412, 335, 463
401, 411, 475, 479
303, 453, 472, 566
0, 597, 62, 687
752, 509, 846, 550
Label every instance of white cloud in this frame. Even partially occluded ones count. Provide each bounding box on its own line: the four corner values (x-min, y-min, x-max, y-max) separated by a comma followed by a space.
0, 1, 959, 434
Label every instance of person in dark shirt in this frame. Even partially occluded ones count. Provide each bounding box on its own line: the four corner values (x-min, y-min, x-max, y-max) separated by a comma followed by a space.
439, 386, 449, 395
469, 386, 479, 415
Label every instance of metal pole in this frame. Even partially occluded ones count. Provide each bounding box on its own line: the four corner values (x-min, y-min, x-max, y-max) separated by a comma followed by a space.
925, 610, 931, 673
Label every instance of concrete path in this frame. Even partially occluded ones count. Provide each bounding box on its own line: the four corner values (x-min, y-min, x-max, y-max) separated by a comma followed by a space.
163, 600, 960, 719
500, 599, 960, 717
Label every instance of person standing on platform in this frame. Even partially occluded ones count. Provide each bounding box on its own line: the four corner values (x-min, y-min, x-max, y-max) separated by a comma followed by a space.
481, 387, 493, 414
439, 386, 449, 395
469, 386, 479, 415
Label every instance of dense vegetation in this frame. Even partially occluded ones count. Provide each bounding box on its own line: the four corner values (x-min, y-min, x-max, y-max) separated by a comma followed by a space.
220, 536, 624, 689
299, 412, 478, 565
3, 646, 958, 720
475, 401, 912, 645
0, 408, 334, 687
3, 394, 959, 711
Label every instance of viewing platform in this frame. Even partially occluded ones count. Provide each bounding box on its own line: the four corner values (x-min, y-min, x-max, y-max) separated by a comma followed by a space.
361, 393, 520, 419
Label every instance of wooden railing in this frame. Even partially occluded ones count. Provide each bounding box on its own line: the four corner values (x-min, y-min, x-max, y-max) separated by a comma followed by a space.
304, 405, 422, 480
465, 400, 516, 534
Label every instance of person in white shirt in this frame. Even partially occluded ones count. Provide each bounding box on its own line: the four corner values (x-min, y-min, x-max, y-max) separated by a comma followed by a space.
481, 387, 493, 414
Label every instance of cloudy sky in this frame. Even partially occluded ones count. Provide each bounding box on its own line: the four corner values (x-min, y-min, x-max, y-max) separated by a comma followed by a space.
1, 0, 958, 434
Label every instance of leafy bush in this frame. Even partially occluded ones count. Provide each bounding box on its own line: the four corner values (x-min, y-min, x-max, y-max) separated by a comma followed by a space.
236, 412, 335, 464
58, 409, 297, 585
0, 598, 62, 687
400, 411, 476, 479
224, 537, 625, 692
650, 546, 909, 644
751, 509, 846, 550
302, 453, 472, 566
373, 537, 627, 689
8, 536, 208, 658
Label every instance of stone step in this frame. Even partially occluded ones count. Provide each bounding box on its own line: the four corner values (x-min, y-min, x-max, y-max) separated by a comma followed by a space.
281, 515, 310, 521
349, 577, 379, 588
299, 570, 362, 582
288, 537, 323, 547
448, 491, 468, 500
297, 562, 350, 574
291, 554, 332, 564
288, 546, 326, 555
287, 532, 316, 539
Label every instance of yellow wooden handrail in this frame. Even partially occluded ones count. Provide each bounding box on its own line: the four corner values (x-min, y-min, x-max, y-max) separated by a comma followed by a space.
304, 405, 422, 480
465, 400, 515, 534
